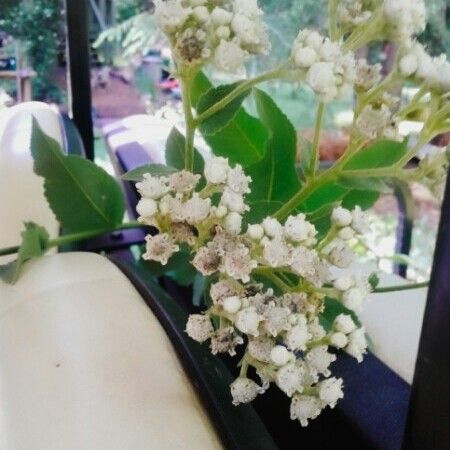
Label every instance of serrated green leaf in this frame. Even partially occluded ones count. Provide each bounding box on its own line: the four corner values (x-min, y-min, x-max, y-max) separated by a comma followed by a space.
343, 139, 408, 171
0, 222, 50, 284
246, 89, 301, 205
122, 164, 178, 181
337, 176, 392, 193
197, 82, 251, 136
165, 126, 204, 174
191, 72, 268, 167
31, 119, 125, 233
319, 297, 362, 332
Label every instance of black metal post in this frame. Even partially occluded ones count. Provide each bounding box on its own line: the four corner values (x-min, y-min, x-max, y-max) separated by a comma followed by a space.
64, 0, 94, 160
402, 169, 450, 449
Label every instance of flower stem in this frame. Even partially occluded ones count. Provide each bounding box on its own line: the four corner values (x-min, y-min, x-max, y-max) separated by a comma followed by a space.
180, 75, 196, 171
194, 63, 289, 126
0, 221, 143, 257
373, 281, 429, 293
310, 102, 325, 177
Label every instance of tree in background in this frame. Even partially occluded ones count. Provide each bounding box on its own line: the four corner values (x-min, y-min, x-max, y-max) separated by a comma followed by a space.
0, 0, 63, 102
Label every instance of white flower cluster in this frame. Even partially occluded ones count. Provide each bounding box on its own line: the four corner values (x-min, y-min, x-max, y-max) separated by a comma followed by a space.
398, 42, 450, 94
136, 156, 373, 426
416, 151, 449, 201
337, 0, 372, 29
154, 0, 269, 72
382, 0, 426, 42
291, 29, 356, 102
136, 156, 251, 265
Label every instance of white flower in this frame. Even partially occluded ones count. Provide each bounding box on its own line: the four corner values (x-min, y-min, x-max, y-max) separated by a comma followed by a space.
213, 39, 247, 73
264, 306, 291, 337
399, 53, 419, 76
308, 318, 327, 340
328, 241, 354, 268
227, 164, 251, 194
230, 377, 264, 405
247, 224, 265, 241
351, 206, 370, 234
345, 327, 367, 362
262, 238, 292, 268
355, 59, 382, 91
338, 226, 355, 241
233, 0, 263, 19
294, 47, 318, 68
220, 188, 248, 213
235, 306, 262, 336
276, 363, 304, 397
290, 394, 323, 427
231, 13, 269, 54
306, 345, 336, 377
270, 345, 292, 367
331, 207, 353, 227
285, 322, 310, 351
159, 194, 184, 221
154, 0, 192, 34
320, 40, 341, 62
210, 280, 242, 304
306, 62, 338, 102
168, 170, 200, 193
356, 104, 393, 140
290, 247, 330, 287
222, 243, 257, 282
262, 217, 284, 238
136, 198, 158, 219
143, 233, 179, 265
216, 25, 231, 39
334, 313, 357, 334
193, 5, 209, 22
223, 295, 242, 314
248, 336, 275, 363
186, 314, 213, 343
342, 287, 365, 312
136, 174, 169, 199
284, 214, 317, 243
204, 156, 230, 184
383, 0, 426, 40
211, 7, 233, 26
329, 332, 348, 349
224, 212, 243, 234
192, 245, 221, 275
318, 377, 344, 408
210, 327, 243, 356
183, 194, 211, 224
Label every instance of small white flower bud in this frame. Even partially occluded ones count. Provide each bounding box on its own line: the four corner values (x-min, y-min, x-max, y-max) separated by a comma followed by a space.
262, 217, 284, 238
223, 296, 242, 314
211, 7, 233, 25
270, 345, 292, 367
399, 54, 418, 76
248, 224, 265, 240
214, 204, 228, 218
186, 314, 213, 343
216, 25, 231, 39
276, 363, 304, 397
290, 394, 322, 427
204, 156, 230, 184
333, 275, 355, 291
331, 206, 353, 227
294, 47, 317, 68
345, 327, 367, 362
338, 226, 355, 241
235, 307, 261, 336
285, 323, 310, 351
193, 6, 209, 22
342, 287, 364, 311
224, 212, 243, 234
329, 332, 348, 349
333, 314, 357, 334
136, 198, 158, 218
230, 377, 263, 405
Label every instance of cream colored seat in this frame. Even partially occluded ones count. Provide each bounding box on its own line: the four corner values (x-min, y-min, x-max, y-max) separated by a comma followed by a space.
0, 102, 62, 264
0, 252, 222, 450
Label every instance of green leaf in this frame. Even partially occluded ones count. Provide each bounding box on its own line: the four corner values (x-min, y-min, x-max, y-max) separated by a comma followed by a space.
300, 181, 349, 213
343, 139, 408, 171
165, 127, 204, 174
122, 164, 178, 181
197, 82, 251, 136
192, 274, 206, 307
245, 200, 284, 225
337, 176, 392, 193
246, 89, 301, 205
319, 297, 361, 332
191, 72, 268, 167
368, 272, 380, 290
341, 189, 380, 210
0, 222, 49, 284
31, 119, 125, 233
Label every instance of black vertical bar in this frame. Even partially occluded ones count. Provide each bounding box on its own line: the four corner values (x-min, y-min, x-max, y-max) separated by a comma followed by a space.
65, 0, 94, 160
402, 169, 450, 449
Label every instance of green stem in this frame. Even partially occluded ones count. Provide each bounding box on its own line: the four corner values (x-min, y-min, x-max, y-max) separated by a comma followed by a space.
310, 102, 325, 177
180, 75, 196, 171
373, 281, 429, 293
328, 0, 340, 41
194, 63, 288, 126
0, 221, 143, 257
